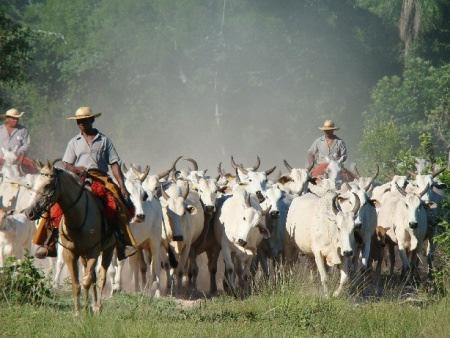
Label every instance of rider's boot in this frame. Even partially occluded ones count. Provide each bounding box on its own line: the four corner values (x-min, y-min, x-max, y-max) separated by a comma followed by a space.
35, 228, 58, 259
115, 228, 136, 261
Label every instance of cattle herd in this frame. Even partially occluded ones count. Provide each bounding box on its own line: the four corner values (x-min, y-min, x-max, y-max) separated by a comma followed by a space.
0, 149, 447, 302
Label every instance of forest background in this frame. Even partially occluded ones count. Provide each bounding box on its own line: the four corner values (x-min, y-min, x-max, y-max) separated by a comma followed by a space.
0, 0, 449, 173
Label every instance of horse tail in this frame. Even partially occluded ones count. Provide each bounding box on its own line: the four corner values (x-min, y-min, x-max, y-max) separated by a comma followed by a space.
167, 245, 178, 269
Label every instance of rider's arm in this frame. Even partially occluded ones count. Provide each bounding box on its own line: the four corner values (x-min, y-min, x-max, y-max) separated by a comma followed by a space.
16, 127, 30, 155
111, 162, 129, 199
307, 139, 318, 166
62, 139, 86, 175
337, 140, 348, 164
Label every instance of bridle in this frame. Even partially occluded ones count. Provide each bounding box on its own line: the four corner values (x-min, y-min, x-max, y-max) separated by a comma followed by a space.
31, 169, 87, 221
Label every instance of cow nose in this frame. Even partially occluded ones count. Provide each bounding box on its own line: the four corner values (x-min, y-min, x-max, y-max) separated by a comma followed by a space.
204, 205, 215, 214
173, 235, 183, 242
238, 239, 247, 247
136, 214, 145, 222
355, 222, 362, 229
256, 191, 265, 203
270, 210, 280, 218
409, 222, 418, 229
343, 250, 353, 257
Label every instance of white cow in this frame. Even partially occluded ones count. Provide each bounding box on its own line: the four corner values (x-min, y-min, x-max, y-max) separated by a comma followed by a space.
255, 184, 292, 276
277, 160, 313, 196
160, 180, 204, 293
213, 187, 270, 294
286, 191, 359, 296
378, 183, 429, 276
123, 166, 163, 296
0, 206, 32, 266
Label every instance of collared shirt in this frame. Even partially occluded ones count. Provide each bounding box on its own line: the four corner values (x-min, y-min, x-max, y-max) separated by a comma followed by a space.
308, 135, 347, 164
0, 124, 30, 156
62, 130, 120, 173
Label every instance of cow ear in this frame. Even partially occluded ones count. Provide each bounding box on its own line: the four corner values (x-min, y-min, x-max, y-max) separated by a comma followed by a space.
424, 201, 437, 209
369, 199, 381, 208
308, 177, 318, 185
218, 186, 228, 193
278, 176, 293, 184
186, 205, 197, 215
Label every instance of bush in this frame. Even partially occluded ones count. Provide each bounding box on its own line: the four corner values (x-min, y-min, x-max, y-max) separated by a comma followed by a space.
0, 254, 53, 305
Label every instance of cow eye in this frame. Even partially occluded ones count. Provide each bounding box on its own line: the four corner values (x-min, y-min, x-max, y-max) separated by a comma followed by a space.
249, 179, 252, 182
243, 217, 246, 221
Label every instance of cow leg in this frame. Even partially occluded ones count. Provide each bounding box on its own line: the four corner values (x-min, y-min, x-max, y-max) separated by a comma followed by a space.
128, 251, 141, 292
313, 251, 329, 297
96, 247, 113, 313
388, 243, 396, 276
53, 246, 65, 288
426, 237, 435, 279
63, 248, 81, 315
398, 246, 410, 278
149, 239, 161, 298
206, 246, 220, 296
361, 237, 372, 270
221, 241, 237, 295
334, 257, 350, 297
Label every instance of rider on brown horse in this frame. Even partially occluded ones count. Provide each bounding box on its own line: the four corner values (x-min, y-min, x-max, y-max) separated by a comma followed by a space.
33, 107, 135, 260
307, 120, 350, 180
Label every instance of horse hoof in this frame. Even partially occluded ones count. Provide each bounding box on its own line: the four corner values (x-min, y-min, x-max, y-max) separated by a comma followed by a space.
92, 305, 101, 315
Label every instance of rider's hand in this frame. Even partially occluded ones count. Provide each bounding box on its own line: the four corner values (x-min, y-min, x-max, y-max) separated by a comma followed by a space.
120, 186, 130, 200
74, 166, 87, 177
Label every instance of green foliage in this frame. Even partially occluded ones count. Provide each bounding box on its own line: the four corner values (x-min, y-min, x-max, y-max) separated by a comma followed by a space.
358, 56, 449, 174
0, 253, 53, 305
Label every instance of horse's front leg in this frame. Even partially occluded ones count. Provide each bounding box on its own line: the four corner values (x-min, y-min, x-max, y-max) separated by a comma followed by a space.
63, 249, 81, 315
97, 247, 114, 313
82, 257, 98, 313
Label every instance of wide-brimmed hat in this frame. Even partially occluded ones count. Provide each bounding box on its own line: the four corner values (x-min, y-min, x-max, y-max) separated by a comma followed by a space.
3, 108, 25, 119
319, 119, 339, 131
67, 107, 101, 120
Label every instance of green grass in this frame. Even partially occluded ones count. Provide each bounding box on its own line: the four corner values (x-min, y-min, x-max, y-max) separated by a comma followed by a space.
0, 282, 449, 338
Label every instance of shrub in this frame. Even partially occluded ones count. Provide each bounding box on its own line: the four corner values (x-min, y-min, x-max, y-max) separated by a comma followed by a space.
0, 253, 52, 305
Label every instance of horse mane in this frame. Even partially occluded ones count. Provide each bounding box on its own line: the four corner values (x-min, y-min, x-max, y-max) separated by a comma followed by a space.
55, 167, 83, 186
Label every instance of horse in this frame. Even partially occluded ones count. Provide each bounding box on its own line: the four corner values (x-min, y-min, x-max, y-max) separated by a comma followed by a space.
24, 160, 115, 315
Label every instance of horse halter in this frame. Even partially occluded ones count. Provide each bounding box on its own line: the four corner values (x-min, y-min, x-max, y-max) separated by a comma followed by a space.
29, 170, 60, 219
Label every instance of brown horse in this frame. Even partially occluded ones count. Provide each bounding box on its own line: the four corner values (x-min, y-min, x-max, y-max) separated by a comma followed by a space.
25, 160, 115, 315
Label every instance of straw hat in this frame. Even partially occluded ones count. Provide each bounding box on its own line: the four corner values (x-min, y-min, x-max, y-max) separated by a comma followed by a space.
3, 108, 25, 119
319, 119, 339, 131
67, 107, 101, 120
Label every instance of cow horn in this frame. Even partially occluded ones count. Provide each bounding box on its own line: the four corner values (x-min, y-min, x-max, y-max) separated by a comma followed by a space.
265, 166, 276, 176
331, 195, 340, 215
418, 183, 430, 198
140, 165, 150, 182
183, 183, 190, 200
172, 155, 183, 172
157, 167, 172, 180
185, 158, 199, 171
235, 168, 242, 184
231, 156, 239, 169
395, 183, 407, 197
251, 156, 261, 171
161, 185, 170, 200
218, 162, 225, 176
352, 193, 361, 214
364, 164, 379, 191
307, 162, 314, 173
283, 160, 293, 171
238, 165, 248, 175
432, 167, 445, 178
